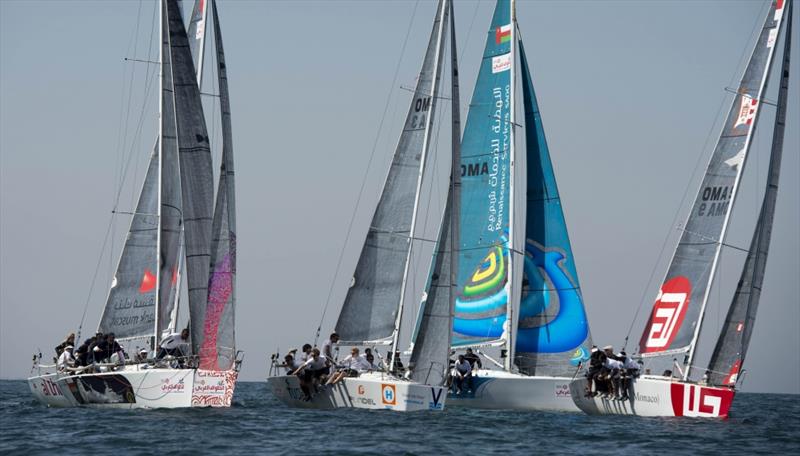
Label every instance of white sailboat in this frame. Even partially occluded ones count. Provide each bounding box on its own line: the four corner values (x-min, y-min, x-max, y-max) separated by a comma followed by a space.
268, 0, 461, 412
28, 0, 240, 409
570, 0, 794, 418
442, 0, 591, 413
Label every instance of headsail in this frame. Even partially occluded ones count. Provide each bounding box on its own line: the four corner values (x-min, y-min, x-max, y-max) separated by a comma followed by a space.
98, 147, 159, 339
453, 0, 513, 348
200, 0, 237, 371
513, 40, 592, 376
335, 0, 447, 345
707, 1, 792, 387
410, 0, 458, 387
166, 0, 215, 357
638, 0, 787, 373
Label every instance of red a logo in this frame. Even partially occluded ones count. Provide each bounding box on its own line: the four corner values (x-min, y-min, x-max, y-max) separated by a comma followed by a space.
640, 276, 691, 353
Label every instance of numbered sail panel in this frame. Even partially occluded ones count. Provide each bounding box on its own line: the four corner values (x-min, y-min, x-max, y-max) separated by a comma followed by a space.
98, 149, 160, 339
453, 0, 513, 347
639, 0, 787, 357
512, 41, 592, 376
336, 0, 447, 344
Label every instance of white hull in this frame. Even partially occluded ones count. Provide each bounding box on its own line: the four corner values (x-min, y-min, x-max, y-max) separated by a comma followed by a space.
267, 371, 446, 412
446, 369, 580, 412
28, 365, 238, 409
569, 375, 735, 418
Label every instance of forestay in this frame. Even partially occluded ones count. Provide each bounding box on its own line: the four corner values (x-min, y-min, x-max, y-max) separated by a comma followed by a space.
166, 0, 216, 357
707, 1, 792, 387
638, 0, 787, 367
200, 0, 237, 371
98, 148, 160, 339
410, 0, 458, 387
335, 0, 447, 345
513, 41, 592, 377
453, 0, 513, 348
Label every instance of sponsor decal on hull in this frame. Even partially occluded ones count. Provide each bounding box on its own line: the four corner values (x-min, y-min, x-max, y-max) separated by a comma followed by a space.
429, 387, 444, 410
381, 384, 396, 406
670, 383, 734, 418
191, 370, 236, 407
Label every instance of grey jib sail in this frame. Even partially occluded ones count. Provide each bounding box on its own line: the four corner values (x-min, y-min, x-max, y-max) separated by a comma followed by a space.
707, 1, 792, 387
200, 0, 237, 371
166, 0, 215, 357
157, 0, 183, 339
638, 0, 786, 361
410, 0, 457, 387
335, 0, 447, 344
98, 147, 159, 339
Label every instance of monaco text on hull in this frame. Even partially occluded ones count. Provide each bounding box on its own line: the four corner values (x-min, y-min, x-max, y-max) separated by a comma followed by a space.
569, 375, 735, 418
267, 372, 446, 412
28, 366, 237, 409
446, 369, 580, 412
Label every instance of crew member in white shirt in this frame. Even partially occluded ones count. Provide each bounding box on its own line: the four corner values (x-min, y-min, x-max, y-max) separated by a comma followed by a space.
57, 345, 75, 372
329, 347, 370, 384
321, 332, 339, 366
292, 348, 330, 400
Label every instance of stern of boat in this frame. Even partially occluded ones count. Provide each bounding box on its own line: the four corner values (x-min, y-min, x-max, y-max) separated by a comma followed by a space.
569, 376, 735, 418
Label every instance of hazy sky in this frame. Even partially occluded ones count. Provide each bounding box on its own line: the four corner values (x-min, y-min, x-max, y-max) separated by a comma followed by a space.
1, 0, 798, 394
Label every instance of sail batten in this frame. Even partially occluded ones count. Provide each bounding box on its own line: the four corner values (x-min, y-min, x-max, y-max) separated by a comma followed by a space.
638, 0, 787, 376
707, 0, 792, 387
335, 0, 448, 346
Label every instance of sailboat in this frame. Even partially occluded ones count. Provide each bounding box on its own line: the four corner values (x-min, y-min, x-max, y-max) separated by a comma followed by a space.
267, 0, 460, 412
28, 0, 240, 409
441, 0, 592, 412
571, 0, 793, 418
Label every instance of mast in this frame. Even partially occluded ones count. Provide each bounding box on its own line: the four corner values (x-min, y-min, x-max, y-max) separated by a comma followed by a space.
154, 0, 164, 350
390, 0, 449, 371
503, 0, 517, 372
683, 0, 787, 378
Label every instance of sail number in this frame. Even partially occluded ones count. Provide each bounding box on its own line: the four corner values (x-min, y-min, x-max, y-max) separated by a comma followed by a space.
410, 97, 431, 129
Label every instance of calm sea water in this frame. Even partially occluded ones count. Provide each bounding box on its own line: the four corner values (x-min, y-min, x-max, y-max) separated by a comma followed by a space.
1, 379, 798, 455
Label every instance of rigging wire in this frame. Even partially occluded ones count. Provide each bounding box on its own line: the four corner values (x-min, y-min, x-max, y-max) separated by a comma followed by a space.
313, 0, 422, 347
621, 0, 771, 353
77, 0, 159, 341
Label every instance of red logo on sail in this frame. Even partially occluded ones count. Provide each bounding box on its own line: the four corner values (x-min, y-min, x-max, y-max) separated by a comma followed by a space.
724, 359, 741, 385
640, 276, 691, 353
139, 268, 156, 293
734, 94, 758, 128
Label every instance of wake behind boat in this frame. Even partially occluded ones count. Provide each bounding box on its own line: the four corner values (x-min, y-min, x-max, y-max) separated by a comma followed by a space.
29, 0, 241, 409
268, 0, 461, 412
571, 0, 793, 418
